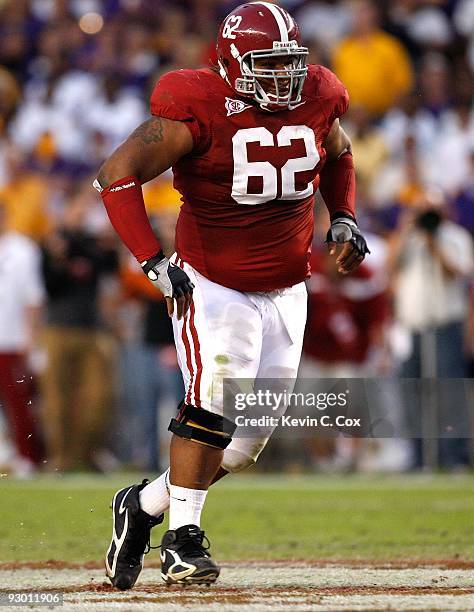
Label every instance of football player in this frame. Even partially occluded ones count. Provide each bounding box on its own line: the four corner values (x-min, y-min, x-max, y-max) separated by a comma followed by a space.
95, 1, 369, 589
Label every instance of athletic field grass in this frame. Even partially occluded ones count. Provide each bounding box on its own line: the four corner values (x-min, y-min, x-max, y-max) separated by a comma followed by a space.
1, 473, 473, 562
1, 473, 473, 610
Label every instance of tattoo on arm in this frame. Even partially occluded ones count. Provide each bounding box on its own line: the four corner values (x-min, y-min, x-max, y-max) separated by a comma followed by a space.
131, 117, 164, 145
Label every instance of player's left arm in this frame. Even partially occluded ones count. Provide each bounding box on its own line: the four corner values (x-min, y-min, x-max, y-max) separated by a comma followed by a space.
324, 118, 351, 162
320, 119, 370, 275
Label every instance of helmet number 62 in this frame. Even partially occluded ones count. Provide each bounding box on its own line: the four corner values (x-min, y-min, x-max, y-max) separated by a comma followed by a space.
231, 126, 319, 205
222, 15, 242, 39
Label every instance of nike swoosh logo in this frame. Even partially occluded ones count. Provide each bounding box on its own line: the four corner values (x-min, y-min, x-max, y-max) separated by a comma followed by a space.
288, 101, 306, 110
170, 497, 186, 502
118, 488, 132, 514
161, 549, 197, 580
106, 490, 130, 578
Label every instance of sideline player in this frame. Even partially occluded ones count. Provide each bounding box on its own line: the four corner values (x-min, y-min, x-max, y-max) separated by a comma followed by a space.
95, 1, 369, 589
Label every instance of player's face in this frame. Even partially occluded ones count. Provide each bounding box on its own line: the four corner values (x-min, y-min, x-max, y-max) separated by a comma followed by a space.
253, 56, 293, 97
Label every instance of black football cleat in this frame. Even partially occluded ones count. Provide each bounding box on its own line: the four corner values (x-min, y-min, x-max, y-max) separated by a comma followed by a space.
160, 524, 220, 585
105, 480, 163, 590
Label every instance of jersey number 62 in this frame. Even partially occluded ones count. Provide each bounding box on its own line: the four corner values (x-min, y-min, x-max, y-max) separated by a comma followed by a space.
231, 125, 320, 205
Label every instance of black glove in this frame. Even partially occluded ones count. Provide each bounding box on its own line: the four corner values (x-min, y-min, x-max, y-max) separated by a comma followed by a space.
141, 251, 194, 299
326, 215, 370, 258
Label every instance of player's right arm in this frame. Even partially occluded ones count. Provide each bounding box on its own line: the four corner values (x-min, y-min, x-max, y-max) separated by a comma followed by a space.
95, 116, 194, 320
97, 116, 193, 187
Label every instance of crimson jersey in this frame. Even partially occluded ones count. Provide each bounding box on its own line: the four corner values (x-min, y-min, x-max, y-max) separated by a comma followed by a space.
150, 64, 349, 292
304, 251, 389, 364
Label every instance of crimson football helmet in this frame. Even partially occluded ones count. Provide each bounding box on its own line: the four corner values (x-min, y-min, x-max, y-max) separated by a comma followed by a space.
216, 2, 308, 110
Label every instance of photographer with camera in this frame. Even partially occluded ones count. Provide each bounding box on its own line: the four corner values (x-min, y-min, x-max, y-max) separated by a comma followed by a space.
389, 189, 473, 469
390, 190, 473, 351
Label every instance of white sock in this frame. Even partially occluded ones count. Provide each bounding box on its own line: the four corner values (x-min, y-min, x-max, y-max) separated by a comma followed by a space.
169, 484, 208, 530
139, 468, 171, 517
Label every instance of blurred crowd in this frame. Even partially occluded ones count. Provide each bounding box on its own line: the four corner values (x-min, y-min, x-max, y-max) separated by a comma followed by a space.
0, 0, 473, 476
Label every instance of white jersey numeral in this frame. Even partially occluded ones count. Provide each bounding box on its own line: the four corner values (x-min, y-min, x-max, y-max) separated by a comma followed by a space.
231, 126, 319, 205
222, 15, 242, 39
278, 126, 319, 199
232, 127, 277, 205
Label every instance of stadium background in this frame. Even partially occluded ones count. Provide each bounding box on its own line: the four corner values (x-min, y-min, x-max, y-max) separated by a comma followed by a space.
0, 0, 473, 478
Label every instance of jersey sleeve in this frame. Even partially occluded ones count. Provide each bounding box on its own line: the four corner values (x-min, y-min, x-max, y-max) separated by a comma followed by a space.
150, 70, 210, 151
318, 65, 349, 124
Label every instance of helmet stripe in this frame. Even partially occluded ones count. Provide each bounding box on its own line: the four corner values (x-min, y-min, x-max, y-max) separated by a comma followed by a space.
279, 5, 297, 33
253, 1, 289, 42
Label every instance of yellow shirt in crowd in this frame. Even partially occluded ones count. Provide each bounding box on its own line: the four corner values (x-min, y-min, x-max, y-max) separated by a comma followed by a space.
333, 31, 414, 116
143, 178, 182, 215
0, 174, 51, 241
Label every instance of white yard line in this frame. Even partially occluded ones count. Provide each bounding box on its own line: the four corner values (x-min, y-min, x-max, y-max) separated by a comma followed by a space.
1, 565, 473, 611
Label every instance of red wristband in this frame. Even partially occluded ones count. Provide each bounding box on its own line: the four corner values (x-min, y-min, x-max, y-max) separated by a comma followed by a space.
100, 176, 161, 263
319, 151, 356, 220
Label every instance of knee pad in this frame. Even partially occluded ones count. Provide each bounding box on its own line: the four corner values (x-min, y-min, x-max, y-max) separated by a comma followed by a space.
221, 437, 270, 473
221, 448, 256, 473
168, 402, 236, 449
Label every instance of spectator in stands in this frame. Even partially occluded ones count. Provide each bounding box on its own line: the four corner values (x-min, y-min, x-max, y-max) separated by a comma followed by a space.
0, 144, 51, 240
389, 190, 474, 468
453, 150, 474, 236
40, 183, 118, 471
389, 190, 474, 366
120, 22, 158, 86
0, 0, 33, 81
345, 105, 388, 201
404, 3, 453, 52
427, 101, 474, 196
0, 66, 20, 185
0, 67, 20, 137
380, 91, 438, 159
295, 0, 350, 61
332, 0, 414, 117
11, 63, 98, 166
84, 72, 146, 159
384, 0, 452, 60
370, 133, 430, 212
0, 200, 44, 475
419, 52, 452, 117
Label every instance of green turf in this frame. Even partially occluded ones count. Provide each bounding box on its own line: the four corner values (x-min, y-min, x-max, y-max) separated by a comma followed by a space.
1, 474, 473, 562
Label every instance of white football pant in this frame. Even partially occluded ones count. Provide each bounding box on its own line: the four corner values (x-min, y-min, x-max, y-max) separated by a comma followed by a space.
171, 255, 307, 473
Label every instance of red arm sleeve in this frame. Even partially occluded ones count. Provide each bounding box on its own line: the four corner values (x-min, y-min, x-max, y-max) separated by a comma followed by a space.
319, 151, 357, 221
100, 176, 161, 263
